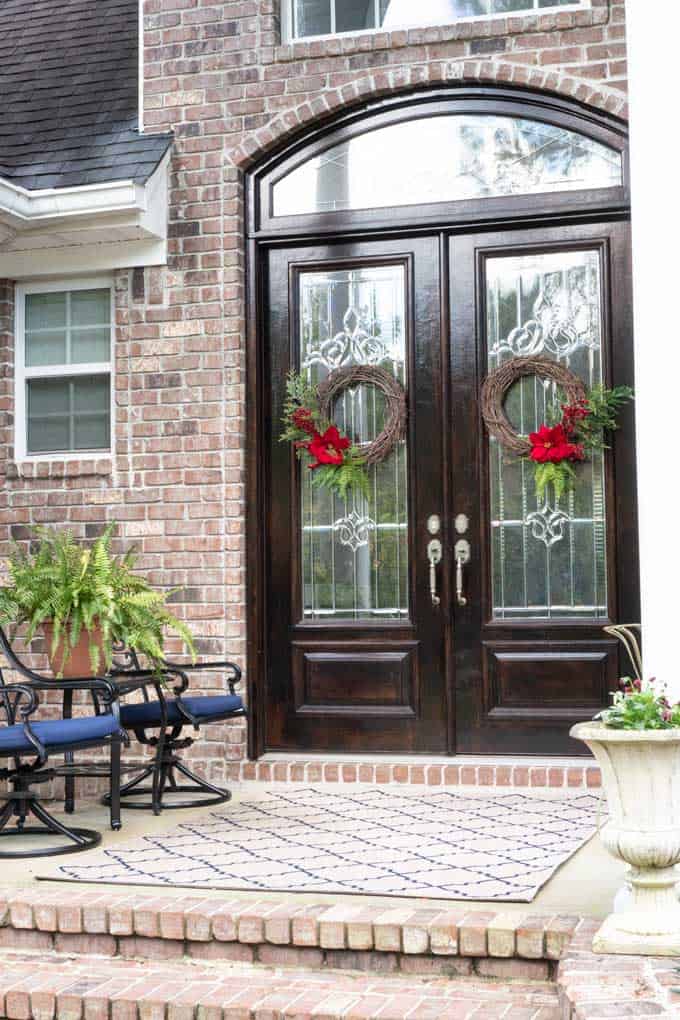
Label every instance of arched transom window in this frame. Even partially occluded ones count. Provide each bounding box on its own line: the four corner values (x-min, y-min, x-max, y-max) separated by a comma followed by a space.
273, 114, 623, 217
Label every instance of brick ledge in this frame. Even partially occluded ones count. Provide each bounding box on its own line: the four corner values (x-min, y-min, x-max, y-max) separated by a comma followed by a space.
233, 758, 602, 789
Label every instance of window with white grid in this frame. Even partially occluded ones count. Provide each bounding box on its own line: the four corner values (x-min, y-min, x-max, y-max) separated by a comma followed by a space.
285, 0, 588, 40
15, 280, 114, 460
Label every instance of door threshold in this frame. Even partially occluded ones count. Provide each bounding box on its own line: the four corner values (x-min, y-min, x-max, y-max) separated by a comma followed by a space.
259, 752, 591, 767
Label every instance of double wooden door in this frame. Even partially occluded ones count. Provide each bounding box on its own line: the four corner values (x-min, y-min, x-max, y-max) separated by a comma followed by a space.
263, 221, 637, 756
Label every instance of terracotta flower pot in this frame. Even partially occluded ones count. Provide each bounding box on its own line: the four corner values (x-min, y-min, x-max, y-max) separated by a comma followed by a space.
43, 621, 105, 678
571, 721, 680, 956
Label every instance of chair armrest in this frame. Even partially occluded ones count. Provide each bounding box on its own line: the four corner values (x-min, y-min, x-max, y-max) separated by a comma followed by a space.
109, 666, 189, 697
162, 659, 242, 694
20, 676, 120, 705
0, 683, 38, 725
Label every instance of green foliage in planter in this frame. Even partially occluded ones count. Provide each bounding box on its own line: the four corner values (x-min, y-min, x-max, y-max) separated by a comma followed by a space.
598, 678, 680, 730
0, 524, 196, 676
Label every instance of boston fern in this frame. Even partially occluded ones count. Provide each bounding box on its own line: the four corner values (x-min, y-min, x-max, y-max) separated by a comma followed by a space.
0, 524, 195, 675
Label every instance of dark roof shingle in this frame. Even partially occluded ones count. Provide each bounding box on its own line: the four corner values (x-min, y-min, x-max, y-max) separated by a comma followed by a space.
0, 0, 172, 191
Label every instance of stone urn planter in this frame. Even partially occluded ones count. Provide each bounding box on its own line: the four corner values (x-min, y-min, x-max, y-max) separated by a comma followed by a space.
571, 721, 680, 956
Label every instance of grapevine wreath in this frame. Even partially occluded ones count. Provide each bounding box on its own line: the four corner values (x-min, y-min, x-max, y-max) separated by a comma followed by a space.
281, 366, 407, 499
481, 354, 633, 502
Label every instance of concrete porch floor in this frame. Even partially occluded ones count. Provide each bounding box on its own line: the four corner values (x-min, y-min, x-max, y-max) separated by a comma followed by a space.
4, 782, 626, 919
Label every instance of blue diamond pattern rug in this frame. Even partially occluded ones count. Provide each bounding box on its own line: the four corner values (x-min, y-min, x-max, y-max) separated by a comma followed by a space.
48, 787, 601, 902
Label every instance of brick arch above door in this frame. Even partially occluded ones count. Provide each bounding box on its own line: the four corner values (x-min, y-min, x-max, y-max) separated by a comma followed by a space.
229, 60, 628, 171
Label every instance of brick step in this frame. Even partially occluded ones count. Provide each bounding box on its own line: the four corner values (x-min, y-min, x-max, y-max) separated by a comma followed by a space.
234, 759, 602, 791
0, 949, 561, 1020
0, 886, 579, 981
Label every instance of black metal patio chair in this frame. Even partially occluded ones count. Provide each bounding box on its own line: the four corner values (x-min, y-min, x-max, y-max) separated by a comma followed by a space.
0, 626, 126, 857
105, 651, 246, 811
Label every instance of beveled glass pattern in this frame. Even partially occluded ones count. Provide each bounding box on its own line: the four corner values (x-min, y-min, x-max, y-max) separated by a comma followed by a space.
487, 250, 608, 620
299, 265, 408, 619
273, 115, 622, 216
291, 0, 582, 39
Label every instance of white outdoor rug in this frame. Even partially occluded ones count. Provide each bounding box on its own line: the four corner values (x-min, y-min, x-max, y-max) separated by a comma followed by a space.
47, 787, 601, 902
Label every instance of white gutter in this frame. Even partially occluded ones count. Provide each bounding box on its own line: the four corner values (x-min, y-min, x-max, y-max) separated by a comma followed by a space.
0, 154, 170, 275
0, 176, 149, 228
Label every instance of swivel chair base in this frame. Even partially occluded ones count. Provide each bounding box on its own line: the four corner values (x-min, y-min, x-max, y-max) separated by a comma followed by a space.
0, 791, 101, 858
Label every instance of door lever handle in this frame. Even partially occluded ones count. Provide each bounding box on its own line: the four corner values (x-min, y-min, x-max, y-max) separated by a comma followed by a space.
455, 539, 471, 607
427, 539, 442, 607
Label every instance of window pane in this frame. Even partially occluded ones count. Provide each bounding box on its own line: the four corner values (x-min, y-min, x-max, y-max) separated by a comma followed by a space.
336, 0, 376, 32
27, 378, 70, 415
27, 418, 71, 454
24, 288, 111, 367
71, 327, 110, 364
74, 414, 110, 450
273, 115, 623, 215
70, 289, 110, 327
73, 376, 109, 413
491, 0, 532, 11
292, 0, 583, 36
26, 376, 110, 454
299, 265, 408, 620
25, 292, 66, 331
294, 0, 331, 36
25, 331, 67, 367
487, 250, 608, 620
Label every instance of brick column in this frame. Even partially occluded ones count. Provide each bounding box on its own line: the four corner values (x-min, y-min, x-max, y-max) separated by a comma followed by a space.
626, 0, 680, 695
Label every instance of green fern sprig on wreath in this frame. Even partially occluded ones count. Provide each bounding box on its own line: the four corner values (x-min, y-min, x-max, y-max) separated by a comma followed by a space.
280, 371, 370, 501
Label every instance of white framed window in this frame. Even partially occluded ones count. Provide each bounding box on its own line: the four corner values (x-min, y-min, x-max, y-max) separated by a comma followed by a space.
14, 278, 114, 461
283, 0, 588, 41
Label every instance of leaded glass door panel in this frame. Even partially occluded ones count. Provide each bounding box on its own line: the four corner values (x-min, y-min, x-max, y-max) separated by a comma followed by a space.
265, 238, 448, 753
451, 222, 638, 755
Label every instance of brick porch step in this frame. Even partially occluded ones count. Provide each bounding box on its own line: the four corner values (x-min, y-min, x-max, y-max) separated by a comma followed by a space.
0, 949, 561, 1020
0, 886, 577, 979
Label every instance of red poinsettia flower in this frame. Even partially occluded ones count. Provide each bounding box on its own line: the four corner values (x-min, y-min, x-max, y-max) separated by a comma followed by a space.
529, 424, 568, 463
529, 423, 584, 464
307, 426, 351, 469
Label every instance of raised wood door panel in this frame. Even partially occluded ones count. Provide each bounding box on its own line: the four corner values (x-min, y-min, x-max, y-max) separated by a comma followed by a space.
450, 222, 638, 755
265, 237, 448, 753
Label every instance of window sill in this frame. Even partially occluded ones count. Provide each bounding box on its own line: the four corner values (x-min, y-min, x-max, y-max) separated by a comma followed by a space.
274, 3, 607, 62
9, 457, 114, 480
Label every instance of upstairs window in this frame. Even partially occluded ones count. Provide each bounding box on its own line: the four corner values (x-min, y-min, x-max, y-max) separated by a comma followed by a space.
15, 280, 113, 460
286, 0, 587, 40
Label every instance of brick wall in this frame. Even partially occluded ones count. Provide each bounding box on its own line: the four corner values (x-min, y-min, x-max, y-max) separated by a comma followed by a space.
0, 0, 628, 779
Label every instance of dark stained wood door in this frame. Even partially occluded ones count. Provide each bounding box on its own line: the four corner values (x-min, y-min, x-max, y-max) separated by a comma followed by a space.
265, 237, 449, 753
262, 223, 637, 757
450, 221, 638, 755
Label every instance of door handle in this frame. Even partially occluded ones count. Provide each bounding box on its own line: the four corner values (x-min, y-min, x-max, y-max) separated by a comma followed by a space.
455, 539, 471, 607
427, 539, 442, 607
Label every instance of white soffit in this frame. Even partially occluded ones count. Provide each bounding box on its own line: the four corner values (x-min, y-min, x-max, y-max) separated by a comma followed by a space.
0, 154, 170, 277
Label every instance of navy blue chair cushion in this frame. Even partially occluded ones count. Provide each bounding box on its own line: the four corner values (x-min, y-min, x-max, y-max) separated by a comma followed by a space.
120, 694, 243, 730
0, 713, 121, 757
